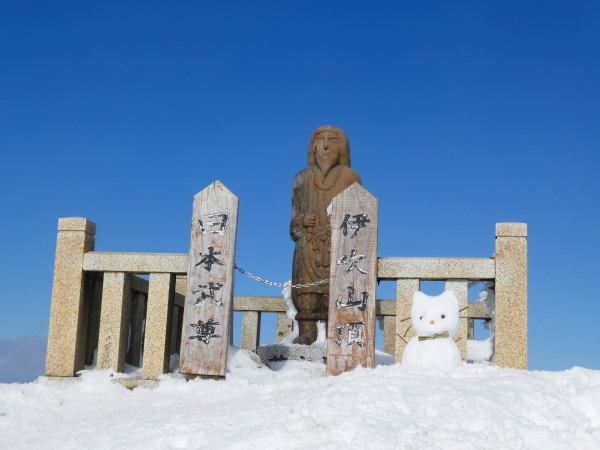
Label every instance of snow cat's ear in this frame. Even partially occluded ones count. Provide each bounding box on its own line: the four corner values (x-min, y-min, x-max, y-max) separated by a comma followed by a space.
440, 289, 458, 306
412, 291, 428, 305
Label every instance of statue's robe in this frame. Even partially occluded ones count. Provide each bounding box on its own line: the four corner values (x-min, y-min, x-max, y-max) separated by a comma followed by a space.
290, 164, 362, 320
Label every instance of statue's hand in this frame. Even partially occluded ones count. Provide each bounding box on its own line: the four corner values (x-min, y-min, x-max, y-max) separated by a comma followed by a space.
290, 228, 304, 241
303, 215, 316, 227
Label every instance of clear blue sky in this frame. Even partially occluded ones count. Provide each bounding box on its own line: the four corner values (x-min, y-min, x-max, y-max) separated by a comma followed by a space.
1, 1, 599, 380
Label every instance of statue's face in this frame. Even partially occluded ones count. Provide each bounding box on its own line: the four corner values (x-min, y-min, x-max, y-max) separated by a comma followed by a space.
313, 131, 341, 167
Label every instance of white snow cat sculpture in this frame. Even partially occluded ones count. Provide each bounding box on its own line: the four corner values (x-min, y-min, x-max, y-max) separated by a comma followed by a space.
401, 290, 462, 369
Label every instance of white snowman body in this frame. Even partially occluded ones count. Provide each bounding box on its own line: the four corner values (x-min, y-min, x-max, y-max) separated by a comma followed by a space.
401, 290, 462, 369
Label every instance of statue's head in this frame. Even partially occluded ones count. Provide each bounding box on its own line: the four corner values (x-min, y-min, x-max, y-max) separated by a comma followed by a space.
307, 125, 351, 168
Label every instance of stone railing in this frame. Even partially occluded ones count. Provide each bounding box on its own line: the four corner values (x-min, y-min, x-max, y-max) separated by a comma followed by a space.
45, 218, 527, 383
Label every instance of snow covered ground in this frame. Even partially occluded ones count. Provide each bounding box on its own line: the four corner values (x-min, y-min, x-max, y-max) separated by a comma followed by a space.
1, 347, 599, 449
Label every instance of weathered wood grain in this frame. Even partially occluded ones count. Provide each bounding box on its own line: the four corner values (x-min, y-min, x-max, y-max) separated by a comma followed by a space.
179, 181, 239, 377
327, 183, 378, 376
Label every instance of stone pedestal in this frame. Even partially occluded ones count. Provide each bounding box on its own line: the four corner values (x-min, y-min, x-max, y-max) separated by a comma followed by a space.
256, 345, 326, 366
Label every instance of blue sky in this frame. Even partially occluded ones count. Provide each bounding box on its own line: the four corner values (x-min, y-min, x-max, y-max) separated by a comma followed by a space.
1, 1, 599, 381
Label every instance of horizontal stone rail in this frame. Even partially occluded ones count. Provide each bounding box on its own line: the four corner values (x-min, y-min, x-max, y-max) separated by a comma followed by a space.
133, 287, 494, 356
84, 252, 497, 281
230, 295, 491, 355
83, 252, 188, 274
231, 295, 490, 318
129, 286, 493, 318
377, 257, 495, 280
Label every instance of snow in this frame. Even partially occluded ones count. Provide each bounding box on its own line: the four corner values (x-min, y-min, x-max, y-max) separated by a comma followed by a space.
1, 350, 600, 449
403, 336, 462, 370
281, 280, 299, 343
468, 338, 493, 362
1, 283, 597, 448
463, 282, 496, 363
474, 281, 496, 363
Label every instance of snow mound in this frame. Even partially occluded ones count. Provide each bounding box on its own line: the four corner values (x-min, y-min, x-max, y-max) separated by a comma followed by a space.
1, 362, 600, 449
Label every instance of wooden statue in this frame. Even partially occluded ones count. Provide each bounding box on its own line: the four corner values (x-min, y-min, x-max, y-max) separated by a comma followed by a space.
290, 125, 362, 344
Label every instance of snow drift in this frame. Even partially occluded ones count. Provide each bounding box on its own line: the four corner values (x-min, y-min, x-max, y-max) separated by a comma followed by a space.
1, 348, 599, 449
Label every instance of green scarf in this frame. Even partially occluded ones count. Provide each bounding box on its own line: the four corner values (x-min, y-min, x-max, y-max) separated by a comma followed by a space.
418, 331, 450, 341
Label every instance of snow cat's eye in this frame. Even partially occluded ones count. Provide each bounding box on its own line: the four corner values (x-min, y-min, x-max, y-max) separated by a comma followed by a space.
441, 315, 446, 319
419, 316, 423, 320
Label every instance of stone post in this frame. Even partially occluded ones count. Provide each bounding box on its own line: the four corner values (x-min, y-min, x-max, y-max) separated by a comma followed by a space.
127, 291, 147, 367
241, 311, 261, 353
383, 315, 396, 355
276, 313, 293, 342
97, 272, 131, 372
142, 273, 175, 380
467, 319, 475, 340
394, 279, 420, 362
45, 217, 96, 377
494, 223, 528, 369
170, 305, 182, 355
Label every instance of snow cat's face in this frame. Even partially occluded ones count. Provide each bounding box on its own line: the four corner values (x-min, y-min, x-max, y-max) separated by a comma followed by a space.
411, 290, 460, 337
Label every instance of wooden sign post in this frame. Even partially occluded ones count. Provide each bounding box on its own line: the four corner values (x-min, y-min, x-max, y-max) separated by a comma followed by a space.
327, 183, 378, 376
179, 181, 239, 378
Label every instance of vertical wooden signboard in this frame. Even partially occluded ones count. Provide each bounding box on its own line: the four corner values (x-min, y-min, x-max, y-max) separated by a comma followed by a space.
327, 183, 378, 376
179, 181, 238, 378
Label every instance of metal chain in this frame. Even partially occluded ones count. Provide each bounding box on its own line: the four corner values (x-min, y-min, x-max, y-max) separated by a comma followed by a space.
234, 265, 329, 289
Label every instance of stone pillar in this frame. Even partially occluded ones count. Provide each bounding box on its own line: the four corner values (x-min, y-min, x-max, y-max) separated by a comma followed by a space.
494, 223, 528, 369
84, 274, 104, 366
276, 313, 293, 342
97, 272, 131, 372
467, 319, 475, 340
241, 311, 261, 353
383, 315, 395, 355
170, 305, 182, 355
142, 273, 175, 380
45, 217, 96, 377
394, 279, 420, 362
445, 279, 468, 361
126, 291, 147, 367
